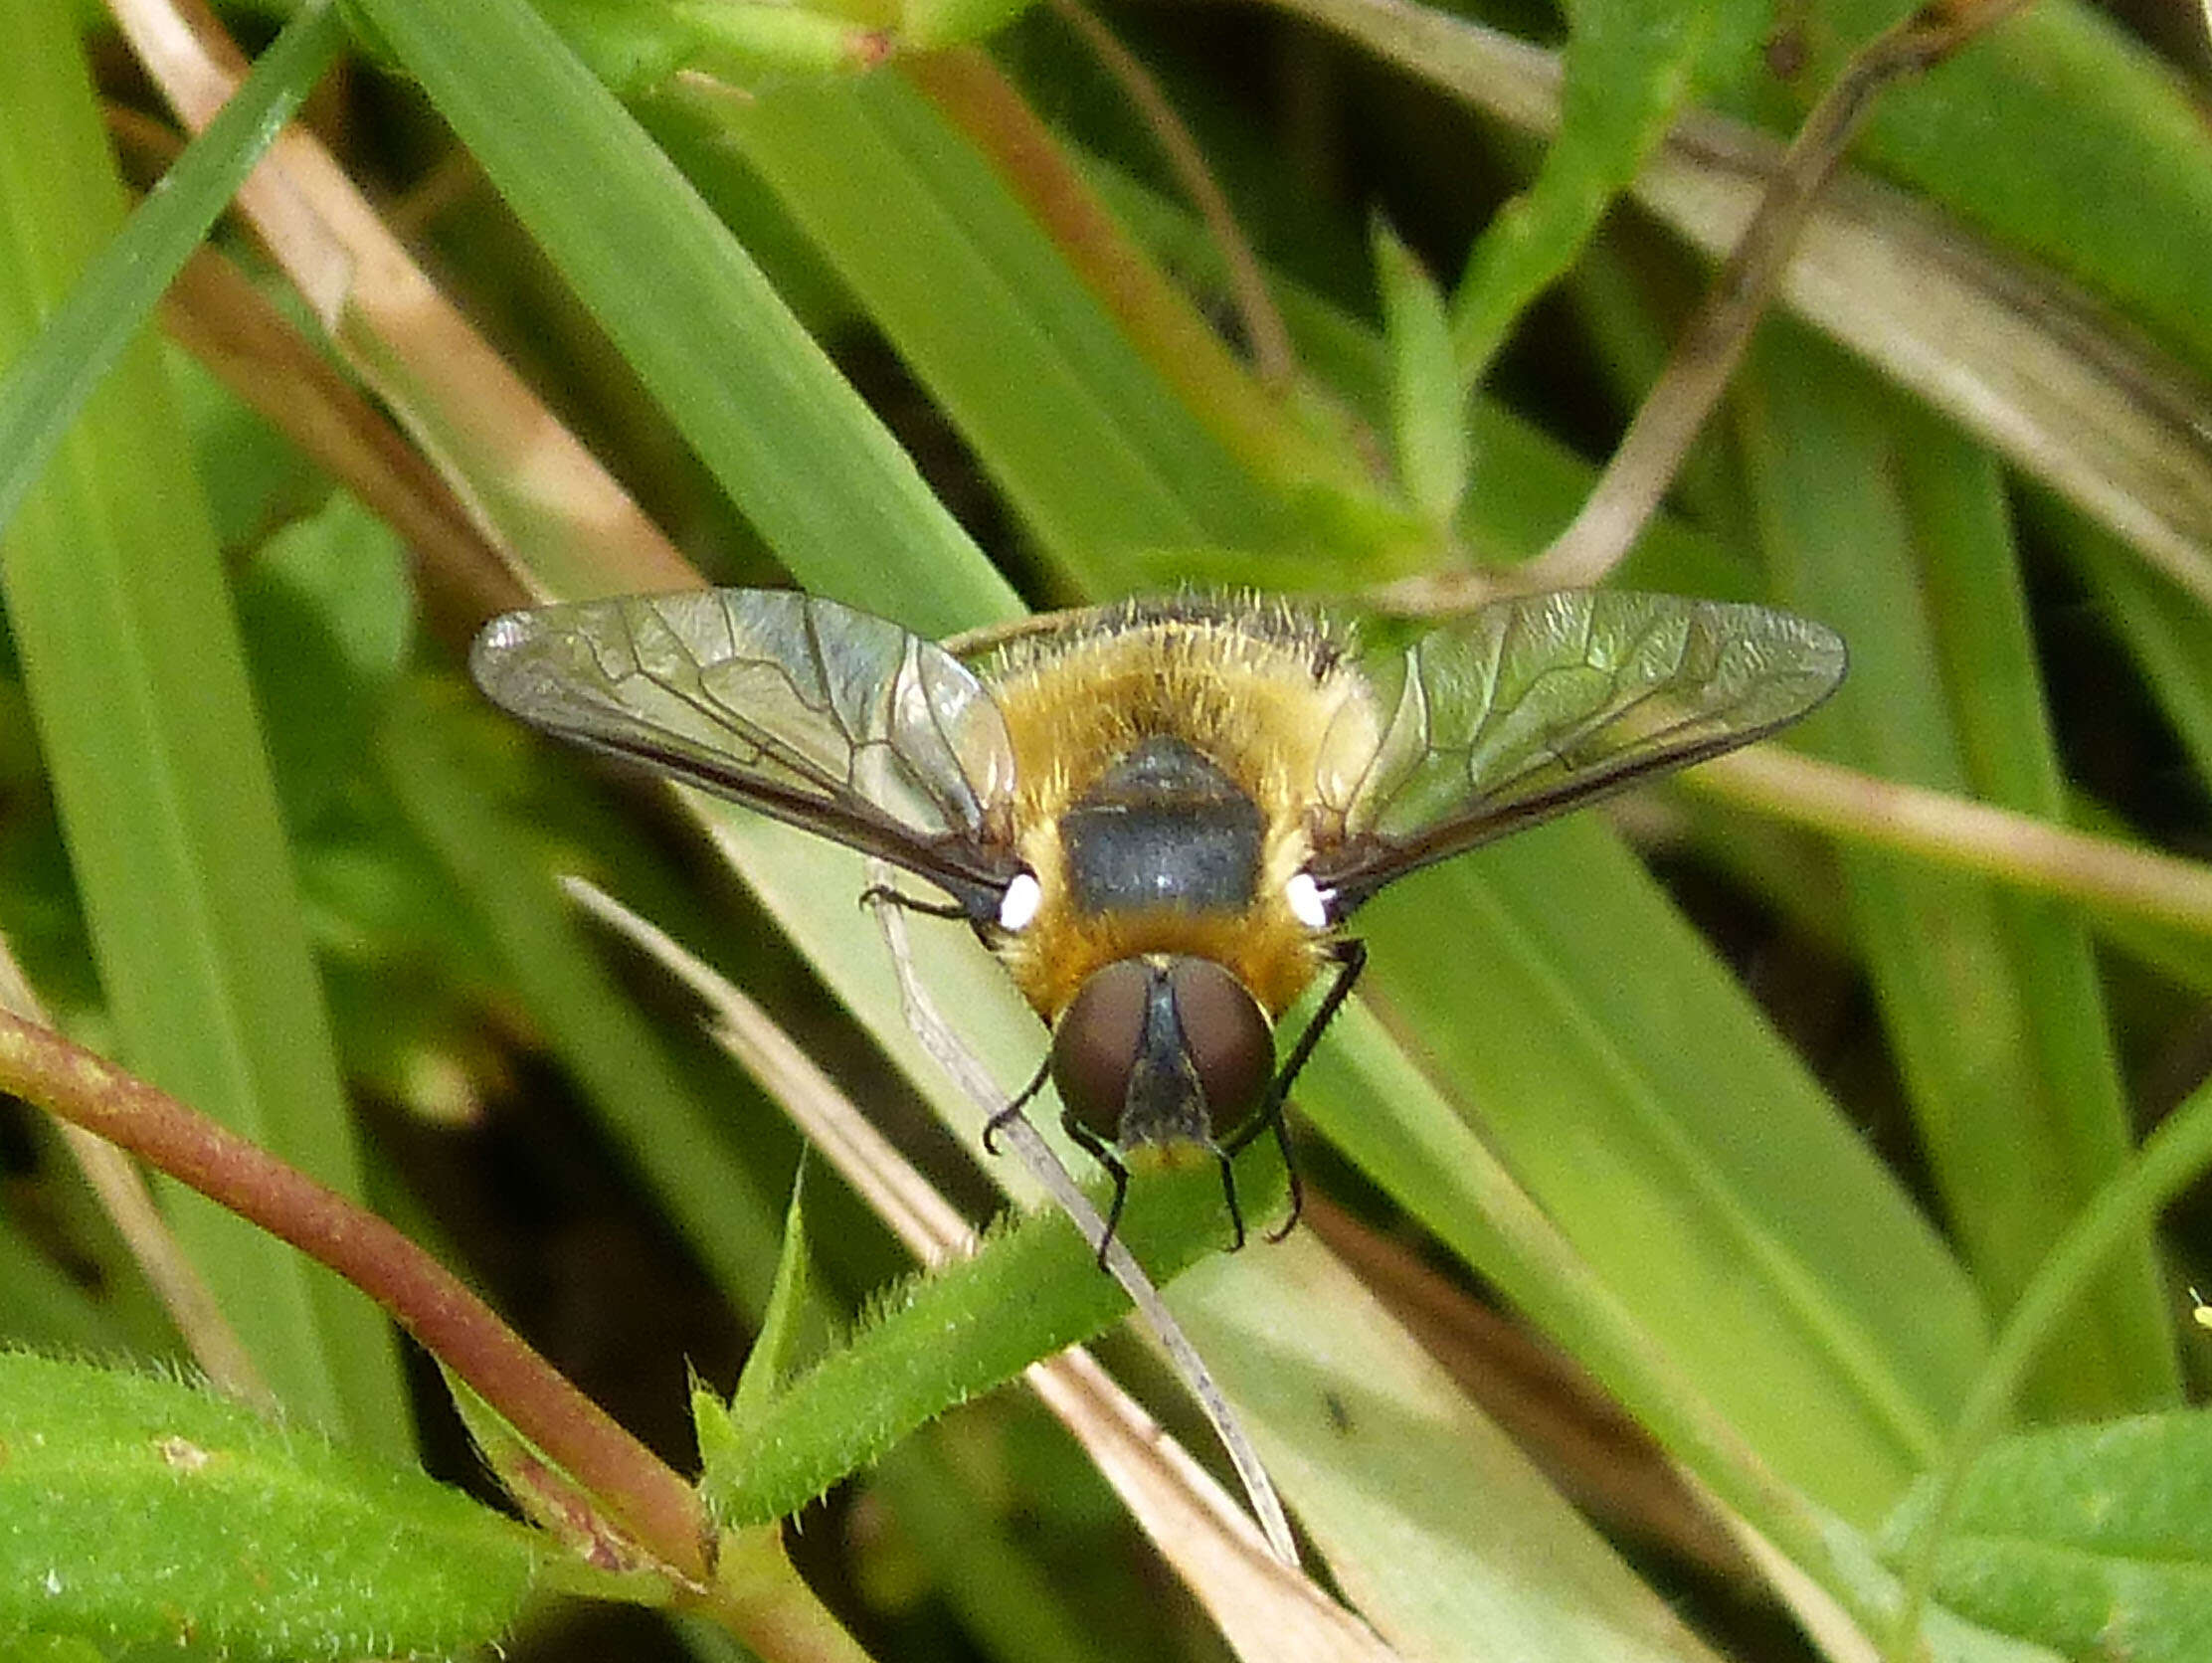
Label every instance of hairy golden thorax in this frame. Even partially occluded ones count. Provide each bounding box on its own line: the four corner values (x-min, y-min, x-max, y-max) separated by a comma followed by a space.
978, 604, 1376, 1021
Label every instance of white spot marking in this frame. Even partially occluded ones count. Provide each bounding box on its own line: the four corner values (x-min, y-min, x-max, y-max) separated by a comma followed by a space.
999, 871, 1042, 932
479, 614, 528, 651
1287, 872, 1333, 931
156, 1434, 211, 1472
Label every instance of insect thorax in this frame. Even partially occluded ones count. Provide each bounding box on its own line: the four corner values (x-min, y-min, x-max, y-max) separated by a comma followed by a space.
982, 606, 1360, 1020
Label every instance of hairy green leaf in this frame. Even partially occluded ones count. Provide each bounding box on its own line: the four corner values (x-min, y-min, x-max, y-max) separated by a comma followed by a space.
1880, 1410, 2212, 1663
0, 1353, 542, 1660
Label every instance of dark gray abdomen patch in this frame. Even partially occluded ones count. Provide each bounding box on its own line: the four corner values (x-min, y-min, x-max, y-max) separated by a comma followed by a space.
1060, 736, 1262, 916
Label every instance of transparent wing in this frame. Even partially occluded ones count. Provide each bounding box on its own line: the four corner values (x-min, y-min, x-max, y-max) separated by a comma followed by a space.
469, 590, 1023, 915
1308, 591, 1846, 909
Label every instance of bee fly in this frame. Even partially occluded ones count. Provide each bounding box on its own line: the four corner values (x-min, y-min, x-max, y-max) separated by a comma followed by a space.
470, 588, 1844, 1255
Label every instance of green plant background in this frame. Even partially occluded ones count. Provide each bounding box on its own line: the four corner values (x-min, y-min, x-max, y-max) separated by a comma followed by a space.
3, 0, 2211, 1658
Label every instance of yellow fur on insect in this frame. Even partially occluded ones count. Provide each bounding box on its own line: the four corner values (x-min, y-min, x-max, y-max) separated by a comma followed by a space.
980, 602, 1377, 1022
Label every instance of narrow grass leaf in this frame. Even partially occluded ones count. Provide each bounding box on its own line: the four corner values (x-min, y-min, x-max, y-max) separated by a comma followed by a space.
0, 1, 344, 540
349, 0, 1015, 636
0, 0, 407, 1453
1741, 323, 2160, 1416
1904, 421, 2174, 1407
729, 1166, 822, 1426
1373, 219, 1468, 528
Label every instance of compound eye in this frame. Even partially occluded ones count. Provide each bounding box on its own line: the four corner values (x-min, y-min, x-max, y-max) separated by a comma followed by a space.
1050, 960, 1151, 1147
1165, 959, 1273, 1127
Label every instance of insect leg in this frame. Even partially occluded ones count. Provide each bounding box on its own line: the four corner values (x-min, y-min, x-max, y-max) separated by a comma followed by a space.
1215, 1148, 1248, 1252
1223, 936, 1367, 1237
857, 883, 972, 921
1058, 1107, 1133, 1268
982, 1054, 1052, 1155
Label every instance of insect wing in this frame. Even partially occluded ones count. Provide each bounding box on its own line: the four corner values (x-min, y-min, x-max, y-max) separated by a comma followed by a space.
1310, 590, 1845, 906
469, 590, 1021, 911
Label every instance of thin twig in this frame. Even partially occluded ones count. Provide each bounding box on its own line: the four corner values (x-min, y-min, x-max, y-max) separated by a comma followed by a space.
0, 1006, 710, 1584
1527, 0, 2036, 589
1688, 744, 2212, 942
1046, 0, 1298, 389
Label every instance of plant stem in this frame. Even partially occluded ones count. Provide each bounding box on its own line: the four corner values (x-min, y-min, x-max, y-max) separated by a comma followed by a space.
1689, 744, 2212, 942
0, 1008, 711, 1584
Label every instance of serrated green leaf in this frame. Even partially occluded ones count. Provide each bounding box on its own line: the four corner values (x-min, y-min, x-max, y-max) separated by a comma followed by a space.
728, 1163, 823, 1427
0, 1353, 542, 1661
701, 1151, 1282, 1527
1372, 220, 1467, 528
1879, 1410, 2212, 1663
1449, 0, 1745, 380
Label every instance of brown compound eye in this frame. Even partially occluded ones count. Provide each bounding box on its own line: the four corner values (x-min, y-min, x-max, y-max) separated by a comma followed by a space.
1051, 960, 1151, 1148
1164, 958, 1272, 1130
1050, 958, 1275, 1152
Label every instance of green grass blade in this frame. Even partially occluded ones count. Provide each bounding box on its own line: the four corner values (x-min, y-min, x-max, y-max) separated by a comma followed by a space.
1742, 322, 2166, 1416
1905, 419, 2176, 1407
0, 0, 406, 1452
690, 68, 1323, 592
349, 0, 1016, 636
0, 1, 344, 541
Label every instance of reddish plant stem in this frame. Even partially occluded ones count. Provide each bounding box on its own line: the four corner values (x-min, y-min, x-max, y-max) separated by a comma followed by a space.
0, 1007, 710, 1585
